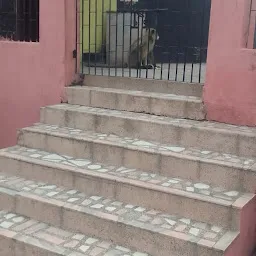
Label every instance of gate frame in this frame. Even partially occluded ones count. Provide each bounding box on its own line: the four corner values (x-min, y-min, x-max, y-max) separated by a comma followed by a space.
75, 0, 211, 83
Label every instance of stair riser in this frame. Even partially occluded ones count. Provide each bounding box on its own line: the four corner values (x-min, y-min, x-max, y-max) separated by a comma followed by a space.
66, 88, 205, 120
0, 156, 238, 229
17, 129, 256, 193
0, 191, 224, 256
41, 107, 256, 158
83, 75, 203, 97
0, 232, 63, 256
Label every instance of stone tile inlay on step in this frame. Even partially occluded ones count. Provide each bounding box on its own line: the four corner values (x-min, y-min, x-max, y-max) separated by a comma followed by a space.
1, 77, 256, 256
1, 146, 248, 203
44, 104, 256, 136
19, 123, 256, 171
0, 210, 149, 255
0, 172, 230, 244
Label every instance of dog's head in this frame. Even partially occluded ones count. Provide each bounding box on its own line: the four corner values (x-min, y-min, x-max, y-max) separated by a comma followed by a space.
148, 28, 159, 41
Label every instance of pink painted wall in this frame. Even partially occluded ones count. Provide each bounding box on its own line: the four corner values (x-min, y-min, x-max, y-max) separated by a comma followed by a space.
0, 0, 77, 148
204, 0, 256, 126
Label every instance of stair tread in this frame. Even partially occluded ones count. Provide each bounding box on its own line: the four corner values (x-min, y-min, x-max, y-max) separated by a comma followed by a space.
1, 145, 253, 208
20, 123, 256, 172
71, 86, 202, 102
46, 104, 256, 137
0, 209, 151, 256
0, 171, 239, 251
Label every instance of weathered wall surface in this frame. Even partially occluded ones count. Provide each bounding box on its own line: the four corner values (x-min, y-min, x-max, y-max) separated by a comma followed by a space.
0, 0, 76, 148
204, 0, 256, 126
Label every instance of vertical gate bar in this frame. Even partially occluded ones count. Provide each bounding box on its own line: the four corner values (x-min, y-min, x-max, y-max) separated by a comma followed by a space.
108, 0, 111, 76
198, 0, 207, 83
146, 13, 150, 79
190, 49, 194, 83
152, 13, 156, 79
167, 47, 172, 81
129, 1, 133, 78
95, 0, 98, 75
88, 0, 91, 74
175, 25, 181, 81
152, 49, 156, 80
182, 46, 187, 82
16, 0, 20, 40
24, 0, 26, 41
13, 0, 15, 39
136, 10, 140, 78
160, 53, 164, 80
167, 1, 173, 81
183, 0, 190, 82
160, 49, 164, 80
26, 0, 28, 41
81, 0, 84, 74
189, 11, 194, 83
115, 8, 118, 76
139, 13, 145, 78
247, 0, 253, 48
28, 0, 31, 40
15, 0, 18, 40
152, 7, 156, 80
122, 9, 125, 77
101, 0, 104, 76
156, 0, 162, 80
22, 0, 25, 41
158, 16, 164, 80
21, 0, 24, 41
75, 0, 78, 73
37, 0, 39, 41
254, 16, 256, 49
174, 48, 179, 81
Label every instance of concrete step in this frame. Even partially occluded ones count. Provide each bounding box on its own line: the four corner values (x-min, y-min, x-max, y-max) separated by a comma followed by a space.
82, 75, 203, 97
66, 86, 205, 120
0, 172, 247, 256
41, 104, 256, 158
1, 146, 255, 229
17, 123, 256, 193
0, 210, 151, 256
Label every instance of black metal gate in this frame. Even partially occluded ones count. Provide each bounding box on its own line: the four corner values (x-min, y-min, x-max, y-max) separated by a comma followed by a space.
76, 0, 211, 83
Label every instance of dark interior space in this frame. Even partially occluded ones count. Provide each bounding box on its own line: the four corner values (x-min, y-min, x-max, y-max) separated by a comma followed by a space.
0, 0, 39, 41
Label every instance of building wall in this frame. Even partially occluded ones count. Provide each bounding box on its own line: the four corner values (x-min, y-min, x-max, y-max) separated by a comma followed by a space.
0, 0, 76, 148
204, 0, 256, 126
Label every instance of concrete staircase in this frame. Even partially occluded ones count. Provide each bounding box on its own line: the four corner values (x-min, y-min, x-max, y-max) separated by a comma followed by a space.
0, 75, 255, 256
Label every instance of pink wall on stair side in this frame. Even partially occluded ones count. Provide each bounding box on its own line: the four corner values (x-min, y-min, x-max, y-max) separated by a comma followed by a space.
205, 2, 256, 252
204, 0, 256, 126
0, 0, 76, 149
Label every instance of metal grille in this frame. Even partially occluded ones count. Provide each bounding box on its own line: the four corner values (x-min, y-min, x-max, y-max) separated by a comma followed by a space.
77, 0, 211, 83
0, 0, 39, 42
251, 3, 256, 49
254, 23, 256, 49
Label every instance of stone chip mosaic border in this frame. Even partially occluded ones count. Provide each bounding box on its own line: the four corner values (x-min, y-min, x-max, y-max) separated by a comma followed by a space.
2, 145, 248, 203
47, 104, 256, 135
21, 123, 256, 171
0, 171, 229, 245
0, 210, 149, 256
